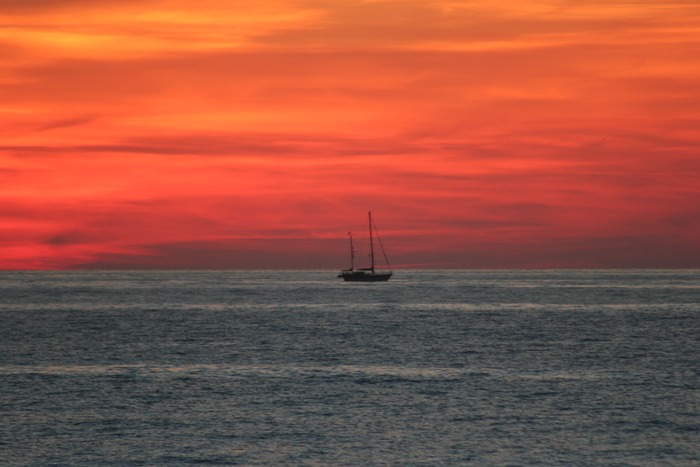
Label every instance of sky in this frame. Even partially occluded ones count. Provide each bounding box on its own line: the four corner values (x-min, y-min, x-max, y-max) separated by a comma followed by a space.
1, 0, 699, 270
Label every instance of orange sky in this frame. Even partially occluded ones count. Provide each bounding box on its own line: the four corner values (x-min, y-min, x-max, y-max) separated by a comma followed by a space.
2, 0, 699, 269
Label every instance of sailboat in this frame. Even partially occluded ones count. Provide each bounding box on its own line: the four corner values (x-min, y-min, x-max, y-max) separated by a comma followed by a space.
338, 211, 393, 282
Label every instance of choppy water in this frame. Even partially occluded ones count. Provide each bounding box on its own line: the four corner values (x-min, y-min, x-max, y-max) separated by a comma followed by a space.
1, 270, 698, 465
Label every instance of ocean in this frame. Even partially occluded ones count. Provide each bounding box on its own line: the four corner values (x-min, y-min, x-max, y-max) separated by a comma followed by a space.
1, 270, 698, 465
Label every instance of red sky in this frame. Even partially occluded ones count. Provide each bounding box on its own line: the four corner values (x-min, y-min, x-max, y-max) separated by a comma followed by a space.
2, 0, 699, 269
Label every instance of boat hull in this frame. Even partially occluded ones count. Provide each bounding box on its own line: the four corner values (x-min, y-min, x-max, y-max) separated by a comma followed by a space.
340, 271, 392, 282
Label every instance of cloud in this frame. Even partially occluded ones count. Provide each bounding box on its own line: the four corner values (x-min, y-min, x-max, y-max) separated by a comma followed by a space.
2, 0, 700, 269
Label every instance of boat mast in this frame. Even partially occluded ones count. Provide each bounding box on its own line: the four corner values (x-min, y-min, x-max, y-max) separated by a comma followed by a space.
368, 211, 375, 273
348, 232, 355, 271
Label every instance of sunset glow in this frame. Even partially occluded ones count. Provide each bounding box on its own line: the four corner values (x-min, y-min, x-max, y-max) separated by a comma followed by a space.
2, 0, 699, 269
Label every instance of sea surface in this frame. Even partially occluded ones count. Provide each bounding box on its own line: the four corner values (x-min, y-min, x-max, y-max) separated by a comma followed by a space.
1, 270, 698, 466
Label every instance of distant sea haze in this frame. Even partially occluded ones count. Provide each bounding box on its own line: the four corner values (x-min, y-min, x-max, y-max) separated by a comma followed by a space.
1, 270, 699, 465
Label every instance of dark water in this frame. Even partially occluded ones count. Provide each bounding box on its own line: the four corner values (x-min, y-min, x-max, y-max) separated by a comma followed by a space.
1, 270, 698, 465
